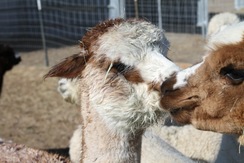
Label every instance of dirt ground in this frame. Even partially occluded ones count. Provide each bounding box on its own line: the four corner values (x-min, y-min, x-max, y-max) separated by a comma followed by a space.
0, 33, 206, 152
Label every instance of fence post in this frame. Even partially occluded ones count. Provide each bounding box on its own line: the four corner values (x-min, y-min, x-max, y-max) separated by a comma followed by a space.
235, 0, 244, 9
108, 0, 125, 19
157, 0, 162, 30
134, 0, 139, 19
37, 0, 49, 66
197, 0, 208, 38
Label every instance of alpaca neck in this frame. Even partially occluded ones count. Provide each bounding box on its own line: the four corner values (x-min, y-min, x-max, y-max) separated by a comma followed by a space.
81, 90, 142, 163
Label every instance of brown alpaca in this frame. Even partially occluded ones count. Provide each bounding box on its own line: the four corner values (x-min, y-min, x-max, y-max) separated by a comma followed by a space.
160, 21, 244, 145
45, 18, 181, 162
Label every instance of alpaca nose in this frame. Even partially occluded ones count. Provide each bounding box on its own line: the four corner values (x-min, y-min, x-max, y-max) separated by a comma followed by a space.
161, 77, 176, 95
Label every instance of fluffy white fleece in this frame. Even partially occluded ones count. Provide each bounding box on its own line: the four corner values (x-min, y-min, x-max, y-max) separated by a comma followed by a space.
207, 12, 240, 37
69, 125, 82, 163
58, 78, 80, 105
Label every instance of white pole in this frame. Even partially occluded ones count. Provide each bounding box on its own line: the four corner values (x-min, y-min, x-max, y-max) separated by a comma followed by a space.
37, 0, 49, 66
157, 0, 162, 30
108, 0, 125, 19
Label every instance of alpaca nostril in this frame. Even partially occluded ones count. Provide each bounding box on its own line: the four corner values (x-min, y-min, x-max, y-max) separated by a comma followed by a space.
161, 86, 174, 95
161, 77, 176, 95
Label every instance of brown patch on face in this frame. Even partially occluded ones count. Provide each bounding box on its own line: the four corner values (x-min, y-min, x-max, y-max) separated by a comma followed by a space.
109, 61, 144, 84
148, 82, 161, 92
81, 18, 125, 51
160, 38, 244, 134
89, 57, 144, 84
123, 69, 144, 83
44, 19, 127, 79
160, 76, 177, 96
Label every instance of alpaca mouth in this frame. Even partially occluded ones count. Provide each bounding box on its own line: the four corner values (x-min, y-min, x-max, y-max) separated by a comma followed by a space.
170, 108, 182, 115
169, 96, 200, 116
169, 104, 196, 116
168, 105, 197, 124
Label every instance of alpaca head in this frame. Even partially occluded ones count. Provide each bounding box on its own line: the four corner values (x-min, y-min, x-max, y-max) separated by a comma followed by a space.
160, 22, 244, 137
0, 44, 21, 96
0, 44, 21, 73
45, 19, 180, 134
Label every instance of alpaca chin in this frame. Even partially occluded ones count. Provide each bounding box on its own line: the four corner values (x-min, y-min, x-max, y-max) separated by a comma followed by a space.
89, 73, 166, 135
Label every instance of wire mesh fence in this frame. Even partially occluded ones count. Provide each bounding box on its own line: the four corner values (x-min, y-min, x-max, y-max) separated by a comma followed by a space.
0, 0, 109, 52
0, 0, 243, 65
126, 0, 201, 34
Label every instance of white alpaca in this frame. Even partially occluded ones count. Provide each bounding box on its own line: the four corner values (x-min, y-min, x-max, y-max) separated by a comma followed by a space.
207, 12, 240, 37
45, 18, 197, 163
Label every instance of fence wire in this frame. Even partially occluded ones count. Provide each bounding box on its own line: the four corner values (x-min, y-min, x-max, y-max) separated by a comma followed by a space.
0, 0, 243, 54
0, 0, 109, 51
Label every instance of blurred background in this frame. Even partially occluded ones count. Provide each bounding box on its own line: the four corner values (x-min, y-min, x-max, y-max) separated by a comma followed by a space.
0, 0, 243, 151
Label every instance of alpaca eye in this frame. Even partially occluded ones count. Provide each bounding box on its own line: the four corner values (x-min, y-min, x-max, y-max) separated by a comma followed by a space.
113, 62, 129, 73
220, 66, 244, 85
226, 70, 244, 85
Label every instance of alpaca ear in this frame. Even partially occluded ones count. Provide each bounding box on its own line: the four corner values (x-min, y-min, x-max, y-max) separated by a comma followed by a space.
44, 52, 90, 79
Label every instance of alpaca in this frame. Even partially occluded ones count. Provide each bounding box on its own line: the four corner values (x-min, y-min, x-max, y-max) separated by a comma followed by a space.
207, 12, 240, 37
58, 76, 195, 163
60, 68, 244, 163
44, 18, 185, 162
0, 44, 21, 96
160, 21, 244, 145
57, 16, 244, 162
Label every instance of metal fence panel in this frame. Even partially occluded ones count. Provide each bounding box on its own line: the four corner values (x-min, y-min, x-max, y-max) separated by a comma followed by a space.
235, 0, 244, 9
0, 0, 242, 54
125, 0, 201, 34
0, 0, 109, 51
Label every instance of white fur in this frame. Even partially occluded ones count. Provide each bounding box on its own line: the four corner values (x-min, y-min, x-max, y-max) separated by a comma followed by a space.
173, 62, 203, 89
96, 21, 179, 83
207, 21, 244, 52
207, 12, 240, 37
58, 78, 80, 105
174, 21, 244, 90
85, 20, 179, 134
69, 125, 82, 163
137, 50, 180, 82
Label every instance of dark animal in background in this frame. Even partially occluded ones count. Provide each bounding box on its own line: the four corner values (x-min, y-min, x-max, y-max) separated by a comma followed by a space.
0, 44, 21, 96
